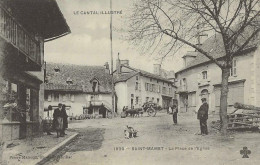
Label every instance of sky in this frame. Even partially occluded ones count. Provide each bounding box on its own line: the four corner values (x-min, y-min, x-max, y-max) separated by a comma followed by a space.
45, 0, 187, 73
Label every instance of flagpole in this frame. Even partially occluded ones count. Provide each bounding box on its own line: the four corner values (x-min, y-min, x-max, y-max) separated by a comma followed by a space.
110, 0, 115, 116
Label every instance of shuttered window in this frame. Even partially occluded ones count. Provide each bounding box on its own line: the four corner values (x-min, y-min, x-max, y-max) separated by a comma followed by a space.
230, 59, 237, 76
48, 94, 51, 102
71, 94, 75, 102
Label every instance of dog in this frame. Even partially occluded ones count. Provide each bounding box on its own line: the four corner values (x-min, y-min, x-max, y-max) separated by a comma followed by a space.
124, 125, 137, 139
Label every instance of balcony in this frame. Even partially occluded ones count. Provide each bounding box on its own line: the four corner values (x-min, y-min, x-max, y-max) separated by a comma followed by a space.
0, 6, 42, 67
177, 85, 188, 94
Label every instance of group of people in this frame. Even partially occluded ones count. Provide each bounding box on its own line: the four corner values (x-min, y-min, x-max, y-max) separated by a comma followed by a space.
52, 103, 68, 138
169, 98, 209, 136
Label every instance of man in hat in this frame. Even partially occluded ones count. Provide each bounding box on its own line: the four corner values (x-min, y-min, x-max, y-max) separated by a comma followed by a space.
53, 103, 64, 138
197, 98, 209, 135
172, 104, 178, 124
61, 104, 68, 136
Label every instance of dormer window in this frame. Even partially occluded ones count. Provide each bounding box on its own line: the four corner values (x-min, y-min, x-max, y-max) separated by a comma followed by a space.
54, 66, 60, 73
66, 77, 73, 85
90, 77, 100, 92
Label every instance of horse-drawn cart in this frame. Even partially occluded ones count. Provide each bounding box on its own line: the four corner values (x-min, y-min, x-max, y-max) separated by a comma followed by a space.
121, 102, 159, 118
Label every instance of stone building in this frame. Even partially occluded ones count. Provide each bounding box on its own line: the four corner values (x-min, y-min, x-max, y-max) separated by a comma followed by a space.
114, 58, 177, 114
0, 0, 70, 141
44, 63, 112, 118
175, 32, 260, 114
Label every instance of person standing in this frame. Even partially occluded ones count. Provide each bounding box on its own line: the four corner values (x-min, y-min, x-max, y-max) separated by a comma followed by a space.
168, 106, 172, 114
172, 104, 178, 124
53, 103, 64, 138
61, 104, 68, 136
197, 98, 209, 135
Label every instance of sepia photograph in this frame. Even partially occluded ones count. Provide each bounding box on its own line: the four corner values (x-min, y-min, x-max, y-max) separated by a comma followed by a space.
0, 0, 259, 164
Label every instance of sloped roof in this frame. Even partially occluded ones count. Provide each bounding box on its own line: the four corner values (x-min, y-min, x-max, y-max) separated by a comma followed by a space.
45, 63, 112, 93
176, 27, 259, 74
45, 84, 82, 92
114, 64, 173, 83
114, 71, 138, 83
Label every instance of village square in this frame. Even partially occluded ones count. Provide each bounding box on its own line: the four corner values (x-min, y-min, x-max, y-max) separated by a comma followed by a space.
0, 0, 260, 165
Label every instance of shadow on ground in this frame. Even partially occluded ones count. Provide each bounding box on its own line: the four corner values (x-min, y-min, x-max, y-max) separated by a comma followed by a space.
67, 128, 105, 152
43, 128, 105, 165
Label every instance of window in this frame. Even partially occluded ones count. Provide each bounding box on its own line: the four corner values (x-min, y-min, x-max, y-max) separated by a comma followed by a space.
151, 97, 154, 102
92, 81, 98, 92
135, 82, 138, 90
66, 77, 73, 85
54, 93, 59, 101
149, 84, 153, 92
162, 87, 166, 94
157, 80, 159, 83
152, 84, 155, 92
71, 94, 75, 102
136, 76, 139, 80
157, 98, 160, 104
169, 88, 172, 95
54, 66, 60, 73
62, 94, 67, 102
145, 83, 149, 91
67, 93, 71, 100
44, 92, 48, 101
48, 94, 52, 102
202, 71, 207, 79
59, 94, 62, 102
183, 78, 187, 90
146, 97, 149, 102
230, 59, 237, 76
150, 78, 152, 82
135, 97, 139, 104
158, 85, 161, 93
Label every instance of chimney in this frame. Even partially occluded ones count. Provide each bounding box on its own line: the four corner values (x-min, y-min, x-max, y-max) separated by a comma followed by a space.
116, 53, 121, 74
196, 24, 208, 49
120, 60, 129, 66
104, 62, 110, 74
153, 64, 161, 76
182, 51, 197, 67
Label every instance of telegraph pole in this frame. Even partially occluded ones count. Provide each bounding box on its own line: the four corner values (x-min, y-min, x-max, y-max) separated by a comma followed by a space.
110, 0, 115, 116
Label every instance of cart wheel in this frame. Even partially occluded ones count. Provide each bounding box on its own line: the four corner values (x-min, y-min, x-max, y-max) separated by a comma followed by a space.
147, 108, 156, 117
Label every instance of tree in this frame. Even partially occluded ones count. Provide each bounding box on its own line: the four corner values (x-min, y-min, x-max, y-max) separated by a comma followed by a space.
126, 0, 260, 135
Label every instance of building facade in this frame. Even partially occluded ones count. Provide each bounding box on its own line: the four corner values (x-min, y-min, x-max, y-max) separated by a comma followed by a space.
44, 63, 112, 119
176, 34, 260, 114
114, 59, 177, 114
0, 0, 70, 141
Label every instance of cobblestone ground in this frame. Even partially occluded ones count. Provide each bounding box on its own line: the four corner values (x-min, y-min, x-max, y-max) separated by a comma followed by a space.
45, 111, 260, 165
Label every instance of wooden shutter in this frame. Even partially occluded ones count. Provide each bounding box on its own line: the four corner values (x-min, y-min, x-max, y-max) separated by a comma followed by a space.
207, 70, 210, 81
48, 94, 51, 102
71, 94, 75, 102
